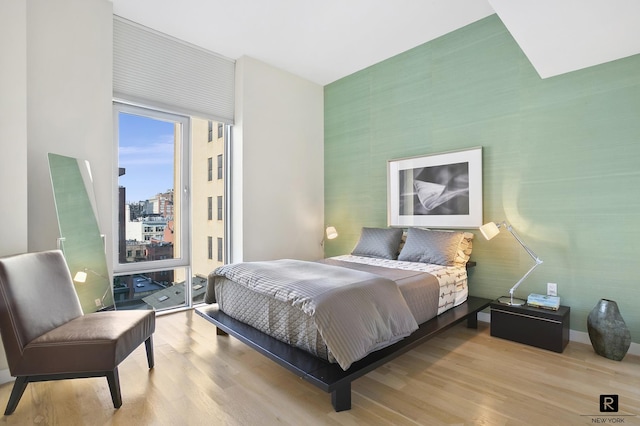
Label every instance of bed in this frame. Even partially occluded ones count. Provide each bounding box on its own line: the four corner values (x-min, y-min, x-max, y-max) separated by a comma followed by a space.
196, 227, 492, 411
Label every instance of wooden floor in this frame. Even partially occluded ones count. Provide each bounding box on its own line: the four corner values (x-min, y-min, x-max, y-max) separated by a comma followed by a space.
0, 309, 638, 425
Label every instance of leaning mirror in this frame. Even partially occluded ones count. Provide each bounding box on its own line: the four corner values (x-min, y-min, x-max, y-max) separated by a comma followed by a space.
48, 153, 113, 313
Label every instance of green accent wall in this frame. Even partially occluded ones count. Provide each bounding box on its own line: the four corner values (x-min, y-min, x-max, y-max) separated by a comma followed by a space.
324, 15, 640, 342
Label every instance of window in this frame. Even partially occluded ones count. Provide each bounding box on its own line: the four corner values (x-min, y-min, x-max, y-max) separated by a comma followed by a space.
114, 102, 191, 311
208, 121, 213, 142
114, 103, 229, 311
217, 122, 223, 139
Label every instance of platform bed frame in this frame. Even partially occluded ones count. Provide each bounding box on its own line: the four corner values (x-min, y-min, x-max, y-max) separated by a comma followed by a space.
195, 295, 492, 412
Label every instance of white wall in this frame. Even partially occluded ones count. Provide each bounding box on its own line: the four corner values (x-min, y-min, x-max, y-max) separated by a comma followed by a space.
233, 57, 324, 262
26, 0, 114, 265
0, 0, 113, 384
0, 0, 28, 380
0, 2, 28, 257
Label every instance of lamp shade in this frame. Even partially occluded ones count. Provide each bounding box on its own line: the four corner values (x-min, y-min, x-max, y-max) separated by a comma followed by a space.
479, 222, 500, 240
325, 226, 338, 240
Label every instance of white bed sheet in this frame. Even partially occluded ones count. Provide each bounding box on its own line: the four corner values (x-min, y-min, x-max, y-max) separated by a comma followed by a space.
329, 255, 469, 314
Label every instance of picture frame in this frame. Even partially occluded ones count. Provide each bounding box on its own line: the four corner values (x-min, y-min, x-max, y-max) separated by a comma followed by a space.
387, 147, 483, 228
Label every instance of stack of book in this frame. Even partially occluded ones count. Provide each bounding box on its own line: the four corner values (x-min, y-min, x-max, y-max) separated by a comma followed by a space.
527, 293, 560, 310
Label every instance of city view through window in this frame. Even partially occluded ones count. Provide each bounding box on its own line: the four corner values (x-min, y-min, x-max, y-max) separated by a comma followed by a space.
115, 107, 226, 311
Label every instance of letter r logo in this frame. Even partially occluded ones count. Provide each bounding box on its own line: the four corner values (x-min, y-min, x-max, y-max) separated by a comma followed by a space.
600, 394, 618, 412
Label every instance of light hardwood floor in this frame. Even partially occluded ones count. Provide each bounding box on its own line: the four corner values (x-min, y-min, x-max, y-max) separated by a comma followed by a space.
0, 309, 638, 425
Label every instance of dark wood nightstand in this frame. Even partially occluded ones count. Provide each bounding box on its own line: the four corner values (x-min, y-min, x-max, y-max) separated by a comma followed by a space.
490, 301, 570, 353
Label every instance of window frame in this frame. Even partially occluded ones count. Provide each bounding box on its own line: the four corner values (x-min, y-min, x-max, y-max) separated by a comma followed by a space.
112, 101, 191, 276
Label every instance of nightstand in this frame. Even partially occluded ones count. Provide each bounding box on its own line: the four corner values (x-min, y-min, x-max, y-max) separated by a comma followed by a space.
490, 301, 570, 353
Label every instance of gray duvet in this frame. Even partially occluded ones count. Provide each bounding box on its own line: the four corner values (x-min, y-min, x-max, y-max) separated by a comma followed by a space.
207, 259, 419, 370
318, 258, 441, 324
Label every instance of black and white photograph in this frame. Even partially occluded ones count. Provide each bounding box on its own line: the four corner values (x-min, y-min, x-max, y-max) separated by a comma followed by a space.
388, 147, 483, 228
399, 161, 470, 216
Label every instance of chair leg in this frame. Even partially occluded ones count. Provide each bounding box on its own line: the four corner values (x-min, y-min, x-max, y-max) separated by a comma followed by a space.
5, 376, 29, 415
106, 368, 122, 409
145, 335, 154, 369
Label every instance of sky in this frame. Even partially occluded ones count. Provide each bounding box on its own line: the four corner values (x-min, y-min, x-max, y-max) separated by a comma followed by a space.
118, 112, 175, 203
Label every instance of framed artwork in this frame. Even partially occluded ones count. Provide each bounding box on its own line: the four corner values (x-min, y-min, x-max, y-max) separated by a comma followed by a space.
387, 147, 483, 228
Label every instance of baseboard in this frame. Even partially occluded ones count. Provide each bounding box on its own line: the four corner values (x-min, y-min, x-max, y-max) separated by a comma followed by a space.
478, 311, 491, 324
478, 311, 640, 356
569, 329, 640, 356
0, 369, 11, 385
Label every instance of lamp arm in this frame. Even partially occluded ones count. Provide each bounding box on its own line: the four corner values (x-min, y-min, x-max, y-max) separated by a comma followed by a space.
79, 268, 113, 310
101, 283, 112, 306
505, 224, 542, 263
508, 258, 543, 296
502, 222, 544, 299
486, 221, 544, 305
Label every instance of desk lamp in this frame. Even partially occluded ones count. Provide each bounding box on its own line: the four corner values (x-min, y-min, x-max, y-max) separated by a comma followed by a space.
322, 226, 339, 246
480, 221, 543, 306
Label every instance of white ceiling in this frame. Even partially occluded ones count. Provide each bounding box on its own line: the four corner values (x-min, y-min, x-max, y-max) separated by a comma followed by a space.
490, 0, 640, 79
111, 0, 640, 86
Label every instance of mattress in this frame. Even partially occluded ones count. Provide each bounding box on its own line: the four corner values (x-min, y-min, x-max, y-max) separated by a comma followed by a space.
207, 257, 468, 367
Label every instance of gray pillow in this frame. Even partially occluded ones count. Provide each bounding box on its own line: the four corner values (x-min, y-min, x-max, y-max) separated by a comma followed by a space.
398, 228, 466, 266
351, 227, 404, 260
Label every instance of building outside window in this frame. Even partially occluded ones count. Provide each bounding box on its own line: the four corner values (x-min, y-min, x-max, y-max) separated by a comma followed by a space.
191, 118, 228, 303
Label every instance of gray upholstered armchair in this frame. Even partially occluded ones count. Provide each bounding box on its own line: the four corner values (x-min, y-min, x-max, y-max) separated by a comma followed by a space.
0, 250, 155, 415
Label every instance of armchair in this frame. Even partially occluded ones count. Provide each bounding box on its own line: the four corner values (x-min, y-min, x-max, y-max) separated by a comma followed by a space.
0, 250, 155, 415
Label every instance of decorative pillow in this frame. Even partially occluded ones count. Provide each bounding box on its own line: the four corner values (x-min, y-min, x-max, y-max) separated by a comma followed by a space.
398, 228, 473, 266
351, 227, 404, 260
398, 230, 408, 253
454, 232, 474, 267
